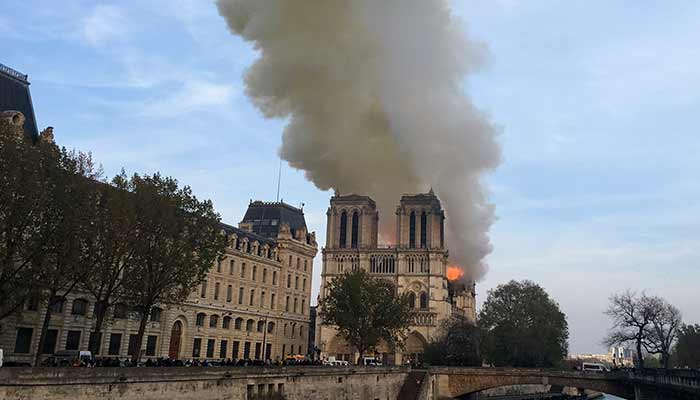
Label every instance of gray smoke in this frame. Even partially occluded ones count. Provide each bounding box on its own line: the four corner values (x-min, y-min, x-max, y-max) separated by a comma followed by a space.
217, 0, 501, 280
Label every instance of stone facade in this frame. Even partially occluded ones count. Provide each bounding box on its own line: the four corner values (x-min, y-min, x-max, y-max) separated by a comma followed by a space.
0, 201, 317, 364
316, 192, 476, 365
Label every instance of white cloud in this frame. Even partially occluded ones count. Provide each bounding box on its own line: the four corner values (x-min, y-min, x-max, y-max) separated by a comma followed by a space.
81, 5, 127, 46
140, 80, 237, 118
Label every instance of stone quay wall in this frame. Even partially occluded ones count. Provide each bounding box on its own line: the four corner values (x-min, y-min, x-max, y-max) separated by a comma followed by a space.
0, 366, 408, 400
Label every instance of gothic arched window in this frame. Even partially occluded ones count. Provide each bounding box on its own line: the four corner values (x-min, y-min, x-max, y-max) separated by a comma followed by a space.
409, 211, 416, 248
339, 211, 348, 248
420, 292, 428, 309
351, 211, 359, 248
408, 292, 416, 308
420, 211, 427, 248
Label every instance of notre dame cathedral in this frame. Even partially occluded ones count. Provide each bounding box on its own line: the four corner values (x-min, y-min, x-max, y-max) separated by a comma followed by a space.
316, 190, 476, 365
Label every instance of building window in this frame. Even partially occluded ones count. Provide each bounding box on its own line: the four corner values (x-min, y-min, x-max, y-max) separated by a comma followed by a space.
223, 316, 231, 329
300, 325, 304, 338
150, 307, 162, 322
220, 340, 228, 359
270, 293, 276, 310
288, 255, 292, 267
206, 339, 215, 358
409, 211, 416, 248
420, 292, 428, 309
227, 285, 233, 302
440, 216, 445, 248
240, 263, 246, 278
244, 342, 251, 359
235, 317, 243, 330
285, 296, 290, 312
246, 319, 254, 332
295, 276, 299, 290
351, 211, 359, 248
196, 313, 206, 327
267, 322, 275, 334
272, 271, 277, 285
420, 211, 427, 248
114, 303, 127, 319
294, 298, 298, 313
287, 274, 291, 288
200, 281, 207, 298
303, 278, 306, 291
108, 333, 122, 355
146, 335, 157, 356
14, 327, 33, 353
71, 299, 88, 316
238, 287, 244, 304
252, 265, 257, 281
127, 334, 139, 356
261, 291, 266, 308
214, 282, 220, 300
42, 329, 58, 354
66, 330, 82, 351
304, 260, 308, 272
408, 292, 416, 308
49, 296, 64, 313
249, 289, 255, 306
216, 259, 222, 273
26, 295, 39, 311
257, 321, 265, 332
262, 268, 267, 283
210, 315, 219, 328
229, 259, 235, 275
232, 341, 240, 358
301, 299, 306, 314
339, 211, 348, 248
255, 342, 261, 360
192, 338, 202, 358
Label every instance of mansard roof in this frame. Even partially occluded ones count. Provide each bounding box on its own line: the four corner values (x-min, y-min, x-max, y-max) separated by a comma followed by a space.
219, 222, 275, 246
0, 63, 38, 141
240, 201, 307, 239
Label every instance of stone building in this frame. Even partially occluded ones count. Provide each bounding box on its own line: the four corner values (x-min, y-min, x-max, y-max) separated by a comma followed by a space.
316, 192, 476, 365
0, 201, 317, 364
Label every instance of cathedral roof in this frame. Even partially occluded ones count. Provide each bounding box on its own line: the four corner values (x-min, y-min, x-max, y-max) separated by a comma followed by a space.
240, 201, 307, 239
330, 194, 376, 207
0, 63, 38, 141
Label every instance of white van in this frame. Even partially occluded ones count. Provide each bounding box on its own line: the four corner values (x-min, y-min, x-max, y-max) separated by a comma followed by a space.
362, 357, 382, 366
581, 362, 608, 372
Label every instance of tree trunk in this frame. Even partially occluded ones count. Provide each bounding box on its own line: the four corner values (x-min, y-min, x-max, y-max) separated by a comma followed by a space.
130, 308, 150, 365
89, 300, 107, 354
636, 339, 644, 370
34, 297, 55, 366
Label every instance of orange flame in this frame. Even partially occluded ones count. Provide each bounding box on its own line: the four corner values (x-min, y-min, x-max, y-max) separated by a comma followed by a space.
447, 266, 464, 281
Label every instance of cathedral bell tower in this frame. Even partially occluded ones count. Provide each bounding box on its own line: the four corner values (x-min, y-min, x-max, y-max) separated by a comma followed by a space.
326, 194, 379, 249
395, 189, 445, 249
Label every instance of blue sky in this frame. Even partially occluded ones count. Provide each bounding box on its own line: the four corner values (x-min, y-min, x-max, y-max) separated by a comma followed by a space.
3, 0, 699, 354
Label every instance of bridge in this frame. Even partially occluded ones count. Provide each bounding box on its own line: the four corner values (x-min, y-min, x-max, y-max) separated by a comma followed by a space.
426, 367, 700, 400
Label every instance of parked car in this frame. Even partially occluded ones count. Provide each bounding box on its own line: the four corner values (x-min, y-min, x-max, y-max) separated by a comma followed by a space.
42, 350, 93, 367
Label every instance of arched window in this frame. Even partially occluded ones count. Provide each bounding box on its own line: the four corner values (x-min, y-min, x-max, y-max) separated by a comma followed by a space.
420, 211, 427, 248
407, 292, 416, 308
196, 312, 206, 327
257, 320, 265, 332
420, 292, 428, 309
440, 215, 445, 248
223, 316, 232, 329
209, 314, 219, 328
351, 211, 359, 248
267, 322, 275, 333
234, 317, 243, 330
409, 211, 416, 248
71, 299, 88, 316
113, 303, 127, 319
150, 307, 162, 322
246, 319, 254, 331
339, 211, 348, 248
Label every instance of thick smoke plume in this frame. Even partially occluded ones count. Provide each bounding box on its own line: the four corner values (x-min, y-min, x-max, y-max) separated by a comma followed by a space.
217, 0, 501, 280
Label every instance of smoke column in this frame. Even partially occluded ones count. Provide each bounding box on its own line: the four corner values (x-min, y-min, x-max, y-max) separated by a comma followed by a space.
217, 0, 501, 280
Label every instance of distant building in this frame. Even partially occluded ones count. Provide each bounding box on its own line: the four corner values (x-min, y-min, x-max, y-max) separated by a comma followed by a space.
316, 192, 476, 365
0, 63, 38, 141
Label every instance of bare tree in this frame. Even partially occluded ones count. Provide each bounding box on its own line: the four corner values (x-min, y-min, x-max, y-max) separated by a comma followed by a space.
604, 291, 660, 369
644, 298, 682, 369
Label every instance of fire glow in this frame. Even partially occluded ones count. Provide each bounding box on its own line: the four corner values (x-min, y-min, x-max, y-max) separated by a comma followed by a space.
447, 266, 464, 281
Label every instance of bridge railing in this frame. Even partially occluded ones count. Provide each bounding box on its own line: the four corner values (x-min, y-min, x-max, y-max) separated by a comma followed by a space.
624, 368, 700, 390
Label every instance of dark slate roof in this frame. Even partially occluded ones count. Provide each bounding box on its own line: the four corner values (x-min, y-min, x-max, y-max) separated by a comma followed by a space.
240, 201, 307, 239
330, 194, 376, 207
219, 222, 275, 245
0, 63, 38, 141
400, 189, 442, 207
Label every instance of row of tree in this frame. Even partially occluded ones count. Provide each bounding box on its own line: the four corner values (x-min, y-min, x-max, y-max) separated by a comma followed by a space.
0, 120, 226, 364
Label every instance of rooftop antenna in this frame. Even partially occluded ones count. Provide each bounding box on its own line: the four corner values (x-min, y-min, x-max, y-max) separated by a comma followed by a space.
276, 157, 282, 202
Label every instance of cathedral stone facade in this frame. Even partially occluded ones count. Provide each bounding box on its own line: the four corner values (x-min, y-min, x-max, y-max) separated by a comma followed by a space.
316, 191, 476, 365
1, 201, 317, 364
